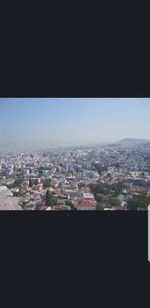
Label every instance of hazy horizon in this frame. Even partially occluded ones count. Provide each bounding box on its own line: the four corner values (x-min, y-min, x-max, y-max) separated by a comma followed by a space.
0, 98, 150, 150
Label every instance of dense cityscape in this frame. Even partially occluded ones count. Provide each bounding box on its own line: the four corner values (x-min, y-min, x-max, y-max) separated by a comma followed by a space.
1, 138, 150, 210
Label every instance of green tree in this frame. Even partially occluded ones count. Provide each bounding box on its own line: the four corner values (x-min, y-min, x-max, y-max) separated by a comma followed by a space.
109, 198, 120, 207
39, 169, 43, 175
111, 183, 127, 196
65, 200, 73, 206
13, 191, 22, 197
96, 196, 102, 202
7, 179, 23, 189
90, 183, 109, 197
45, 189, 51, 205
7, 183, 14, 189
14, 179, 23, 187
78, 182, 85, 189
45, 190, 57, 206
96, 203, 104, 210
128, 194, 150, 210
29, 178, 33, 187
42, 179, 51, 189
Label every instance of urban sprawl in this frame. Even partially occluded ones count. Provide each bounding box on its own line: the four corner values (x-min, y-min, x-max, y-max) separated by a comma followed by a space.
0, 140, 150, 210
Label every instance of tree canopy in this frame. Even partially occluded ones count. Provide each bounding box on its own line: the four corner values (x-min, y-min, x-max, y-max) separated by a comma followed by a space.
96, 203, 104, 210
42, 179, 51, 188
127, 194, 150, 210
7, 179, 23, 189
45, 190, 57, 206
90, 183, 109, 196
78, 182, 86, 189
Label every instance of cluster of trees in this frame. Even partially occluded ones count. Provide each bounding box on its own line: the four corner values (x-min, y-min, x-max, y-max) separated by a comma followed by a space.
29, 178, 52, 188
111, 183, 127, 196
78, 183, 86, 189
90, 183, 110, 196
12, 191, 23, 197
96, 197, 121, 210
41, 179, 51, 189
65, 200, 73, 206
108, 198, 121, 207
90, 182, 127, 199
45, 190, 57, 207
7, 179, 23, 189
127, 194, 150, 210
29, 179, 39, 187
96, 203, 104, 210
96, 196, 102, 202
90, 182, 124, 209
65, 200, 76, 209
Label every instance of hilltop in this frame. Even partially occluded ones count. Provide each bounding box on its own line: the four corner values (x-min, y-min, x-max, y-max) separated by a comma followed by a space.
118, 138, 149, 144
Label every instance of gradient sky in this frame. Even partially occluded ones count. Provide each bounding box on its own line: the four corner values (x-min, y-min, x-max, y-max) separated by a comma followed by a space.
0, 98, 150, 149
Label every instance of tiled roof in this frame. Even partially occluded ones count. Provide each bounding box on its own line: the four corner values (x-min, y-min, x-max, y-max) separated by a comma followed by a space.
51, 178, 58, 183
78, 200, 96, 207
53, 188, 61, 195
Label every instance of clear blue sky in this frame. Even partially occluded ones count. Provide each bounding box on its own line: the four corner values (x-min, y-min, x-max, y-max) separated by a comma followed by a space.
0, 98, 150, 149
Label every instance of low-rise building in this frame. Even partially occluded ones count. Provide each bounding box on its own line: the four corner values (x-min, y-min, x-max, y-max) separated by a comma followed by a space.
75, 200, 96, 210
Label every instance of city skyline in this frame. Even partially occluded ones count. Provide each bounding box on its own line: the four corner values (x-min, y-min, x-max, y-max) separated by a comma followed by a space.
0, 98, 150, 150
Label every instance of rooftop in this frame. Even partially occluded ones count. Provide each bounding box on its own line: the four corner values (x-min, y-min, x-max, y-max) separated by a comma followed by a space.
77, 200, 96, 208
83, 192, 94, 199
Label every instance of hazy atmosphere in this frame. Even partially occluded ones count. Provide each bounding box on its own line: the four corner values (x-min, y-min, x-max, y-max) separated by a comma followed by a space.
0, 98, 150, 150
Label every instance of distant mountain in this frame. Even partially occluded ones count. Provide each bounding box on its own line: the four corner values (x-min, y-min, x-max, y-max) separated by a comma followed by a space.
118, 138, 149, 144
